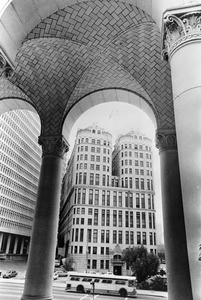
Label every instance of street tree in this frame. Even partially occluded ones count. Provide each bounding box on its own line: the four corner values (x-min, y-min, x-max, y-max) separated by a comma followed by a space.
122, 245, 160, 283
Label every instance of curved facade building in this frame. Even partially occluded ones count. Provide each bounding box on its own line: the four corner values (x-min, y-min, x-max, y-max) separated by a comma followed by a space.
59, 125, 157, 275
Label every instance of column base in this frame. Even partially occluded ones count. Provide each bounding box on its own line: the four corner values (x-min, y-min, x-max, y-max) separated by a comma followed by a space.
21, 294, 53, 300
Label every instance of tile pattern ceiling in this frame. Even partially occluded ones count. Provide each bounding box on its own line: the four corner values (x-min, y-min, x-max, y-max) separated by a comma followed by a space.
8, 0, 173, 136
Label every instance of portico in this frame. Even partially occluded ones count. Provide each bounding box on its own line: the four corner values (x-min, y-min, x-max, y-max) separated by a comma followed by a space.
0, 1, 201, 299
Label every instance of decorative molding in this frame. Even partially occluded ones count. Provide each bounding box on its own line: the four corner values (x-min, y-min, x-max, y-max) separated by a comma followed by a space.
162, 5, 201, 61
38, 135, 69, 158
156, 129, 177, 152
0, 52, 13, 78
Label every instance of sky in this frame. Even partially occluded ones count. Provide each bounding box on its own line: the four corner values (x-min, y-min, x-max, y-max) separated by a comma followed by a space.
68, 102, 164, 244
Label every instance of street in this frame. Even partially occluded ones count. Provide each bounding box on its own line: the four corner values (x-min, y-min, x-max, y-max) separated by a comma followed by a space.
0, 280, 168, 300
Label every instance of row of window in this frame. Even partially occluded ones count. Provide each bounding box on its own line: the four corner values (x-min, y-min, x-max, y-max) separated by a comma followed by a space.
0, 186, 36, 206
75, 172, 154, 190
0, 197, 34, 217
121, 151, 151, 159
74, 189, 155, 209
73, 210, 155, 229
72, 228, 156, 245
121, 160, 152, 168
0, 218, 32, 233
78, 145, 110, 155
77, 136, 111, 146
77, 154, 110, 163
0, 174, 37, 198
76, 163, 110, 172
0, 207, 33, 223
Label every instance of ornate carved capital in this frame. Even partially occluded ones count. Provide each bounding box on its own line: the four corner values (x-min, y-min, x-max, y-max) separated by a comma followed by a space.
38, 135, 69, 158
0, 52, 13, 78
156, 129, 177, 152
162, 5, 201, 61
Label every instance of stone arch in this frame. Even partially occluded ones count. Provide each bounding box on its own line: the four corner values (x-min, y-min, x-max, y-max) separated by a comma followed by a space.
62, 89, 158, 142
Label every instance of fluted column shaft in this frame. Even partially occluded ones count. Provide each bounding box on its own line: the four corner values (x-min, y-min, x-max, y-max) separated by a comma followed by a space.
156, 129, 192, 300
21, 135, 68, 300
162, 6, 201, 299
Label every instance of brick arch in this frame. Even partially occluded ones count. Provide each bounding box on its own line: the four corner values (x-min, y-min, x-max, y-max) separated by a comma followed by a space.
62, 89, 158, 142
8, 0, 173, 136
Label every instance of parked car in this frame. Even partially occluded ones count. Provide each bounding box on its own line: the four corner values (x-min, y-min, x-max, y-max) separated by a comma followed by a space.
53, 272, 58, 280
55, 270, 68, 277
54, 259, 60, 267
3, 270, 18, 278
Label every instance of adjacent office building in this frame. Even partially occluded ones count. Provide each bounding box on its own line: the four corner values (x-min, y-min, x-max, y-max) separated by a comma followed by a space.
0, 110, 41, 257
59, 124, 157, 275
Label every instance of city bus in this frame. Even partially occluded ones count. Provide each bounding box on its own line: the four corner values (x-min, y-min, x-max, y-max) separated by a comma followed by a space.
65, 271, 137, 297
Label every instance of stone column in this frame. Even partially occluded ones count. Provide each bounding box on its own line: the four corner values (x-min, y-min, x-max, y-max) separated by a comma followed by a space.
0, 232, 3, 250
162, 6, 201, 299
156, 129, 192, 300
21, 135, 68, 300
6, 234, 11, 254
13, 236, 18, 254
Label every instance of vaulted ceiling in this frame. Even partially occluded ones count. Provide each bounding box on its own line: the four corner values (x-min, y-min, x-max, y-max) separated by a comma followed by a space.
0, 0, 174, 137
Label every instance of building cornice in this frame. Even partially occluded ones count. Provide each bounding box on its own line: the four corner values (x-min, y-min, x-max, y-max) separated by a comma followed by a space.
162, 5, 201, 61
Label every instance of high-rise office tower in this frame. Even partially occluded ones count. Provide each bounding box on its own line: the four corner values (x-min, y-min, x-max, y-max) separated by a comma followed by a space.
59, 124, 157, 275
0, 110, 41, 257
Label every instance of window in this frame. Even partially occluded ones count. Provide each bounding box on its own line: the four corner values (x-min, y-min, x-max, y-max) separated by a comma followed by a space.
90, 173, 94, 185
113, 210, 117, 226
126, 231, 129, 244
113, 230, 117, 243
91, 146, 95, 152
92, 260, 97, 269
95, 174, 100, 186
136, 193, 140, 208
125, 211, 129, 227
140, 178, 144, 190
95, 190, 99, 205
142, 232, 147, 245
118, 211, 122, 227
118, 231, 122, 244
141, 194, 145, 208
102, 190, 105, 205
101, 230, 105, 243
107, 191, 110, 206
94, 209, 98, 225
135, 178, 139, 189
101, 209, 105, 226
149, 213, 152, 228
118, 192, 122, 207
80, 229, 84, 242
130, 211, 133, 227
106, 210, 110, 226
142, 212, 146, 228
89, 189, 93, 205
130, 232, 134, 244
136, 212, 141, 228
83, 173, 87, 185
100, 260, 104, 269
90, 164, 94, 170
93, 247, 97, 254
106, 230, 110, 243
137, 232, 141, 244
113, 191, 117, 206
93, 229, 98, 243
101, 247, 104, 255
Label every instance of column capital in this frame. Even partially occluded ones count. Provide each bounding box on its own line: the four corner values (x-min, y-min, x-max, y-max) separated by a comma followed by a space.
156, 128, 177, 152
0, 52, 14, 78
162, 5, 201, 61
38, 135, 69, 158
